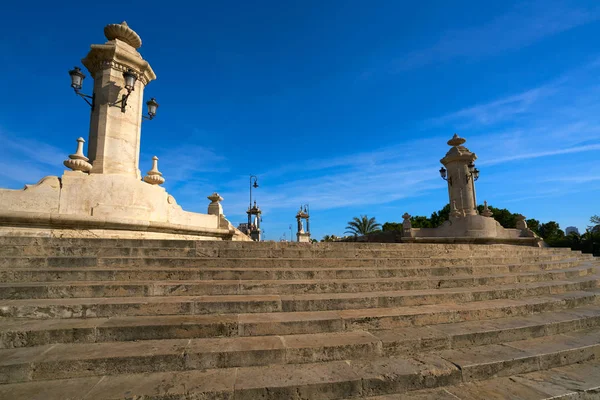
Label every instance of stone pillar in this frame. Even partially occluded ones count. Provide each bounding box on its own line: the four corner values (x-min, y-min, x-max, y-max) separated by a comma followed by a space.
440, 134, 478, 217
81, 22, 156, 178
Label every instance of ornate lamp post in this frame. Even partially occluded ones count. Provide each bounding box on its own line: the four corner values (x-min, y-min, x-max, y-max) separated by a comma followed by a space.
69, 67, 158, 119
248, 175, 259, 228
439, 134, 480, 215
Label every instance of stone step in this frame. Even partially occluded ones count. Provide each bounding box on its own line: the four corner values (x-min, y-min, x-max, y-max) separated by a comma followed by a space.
0, 245, 581, 258
0, 297, 598, 354
0, 290, 600, 348
0, 237, 578, 252
1, 328, 599, 398
0, 278, 597, 322
359, 359, 600, 399
0, 254, 578, 269
2, 312, 600, 384
0, 265, 596, 300
1, 259, 593, 282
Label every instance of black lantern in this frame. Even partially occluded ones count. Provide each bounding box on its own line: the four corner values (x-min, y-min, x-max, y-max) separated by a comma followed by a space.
123, 69, 137, 92
439, 167, 447, 179
473, 167, 480, 181
69, 67, 85, 90
468, 161, 475, 174
68, 66, 94, 109
146, 98, 159, 118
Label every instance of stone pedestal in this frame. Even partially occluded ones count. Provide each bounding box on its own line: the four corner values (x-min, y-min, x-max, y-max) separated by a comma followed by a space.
297, 232, 311, 243
400, 134, 543, 246
0, 22, 249, 241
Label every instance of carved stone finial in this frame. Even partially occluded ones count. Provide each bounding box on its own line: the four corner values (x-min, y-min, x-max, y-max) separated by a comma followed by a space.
207, 192, 224, 216
402, 212, 411, 221
481, 200, 494, 218
208, 192, 223, 203
104, 21, 142, 48
143, 156, 165, 185
64, 137, 92, 173
447, 133, 467, 147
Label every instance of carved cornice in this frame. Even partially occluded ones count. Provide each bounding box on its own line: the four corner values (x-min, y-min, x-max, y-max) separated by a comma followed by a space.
82, 41, 156, 85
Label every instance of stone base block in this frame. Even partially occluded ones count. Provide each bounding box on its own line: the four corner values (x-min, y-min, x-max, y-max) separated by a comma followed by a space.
0, 172, 248, 241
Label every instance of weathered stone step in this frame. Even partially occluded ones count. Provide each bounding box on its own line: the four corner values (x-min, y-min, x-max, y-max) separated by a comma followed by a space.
3, 316, 600, 384
0, 265, 595, 300
1, 259, 592, 282
3, 300, 599, 350
0, 245, 581, 258
0, 236, 578, 252
359, 358, 600, 399
1, 300, 598, 365
0, 278, 597, 321
1, 329, 599, 398
0, 254, 578, 269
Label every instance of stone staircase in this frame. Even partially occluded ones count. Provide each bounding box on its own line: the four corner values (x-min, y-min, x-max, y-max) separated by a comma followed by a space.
0, 237, 599, 399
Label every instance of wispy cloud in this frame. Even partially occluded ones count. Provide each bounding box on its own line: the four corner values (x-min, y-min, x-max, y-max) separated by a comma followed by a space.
0, 130, 67, 188
365, 1, 599, 76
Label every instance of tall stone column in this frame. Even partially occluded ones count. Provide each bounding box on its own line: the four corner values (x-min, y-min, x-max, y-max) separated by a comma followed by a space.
440, 134, 478, 217
81, 22, 156, 179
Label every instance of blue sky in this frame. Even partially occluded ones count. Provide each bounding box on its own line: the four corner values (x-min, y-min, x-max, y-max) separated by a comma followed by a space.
1, 0, 599, 240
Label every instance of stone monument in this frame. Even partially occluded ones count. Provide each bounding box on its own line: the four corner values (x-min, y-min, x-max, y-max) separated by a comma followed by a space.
402, 134, 542, 246
246, 201, 262, 241
296, 205, 311, 243
0, 22, 248, 241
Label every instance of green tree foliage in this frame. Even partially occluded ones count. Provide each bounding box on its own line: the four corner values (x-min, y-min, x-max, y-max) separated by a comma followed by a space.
382, 222, 402, 233
321, 235, 340, 242
538, 221, 564, 240
411, 215, 433, 228
589, 215, 600, 230
526, 219, 541, 236
345, 215, 382, 236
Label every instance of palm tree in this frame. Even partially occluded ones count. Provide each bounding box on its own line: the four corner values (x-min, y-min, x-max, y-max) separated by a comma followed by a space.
345, 215, 382, 236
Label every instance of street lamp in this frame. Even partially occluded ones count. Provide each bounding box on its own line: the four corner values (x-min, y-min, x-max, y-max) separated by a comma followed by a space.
467, 161, 480, 212
289, 224, 293, 242
248, 175, 259, 227
301, 203, 310, 234
68, 66, 158, 119
467, 161, 480, 182
439, 167, 452, 185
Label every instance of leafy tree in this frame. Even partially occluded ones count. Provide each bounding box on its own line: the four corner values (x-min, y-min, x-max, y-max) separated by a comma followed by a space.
411, 215, 433, 228
345, 215, 382, 236
538, 221, 564, 240
429, 204, 451, 227
321, 235, 340, 242
526, 218, 541, 236
589, 215, 600, 231
382, 222, 402, 233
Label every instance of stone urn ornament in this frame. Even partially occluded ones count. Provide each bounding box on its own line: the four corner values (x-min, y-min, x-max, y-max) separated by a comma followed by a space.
143, 156, 165, 185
